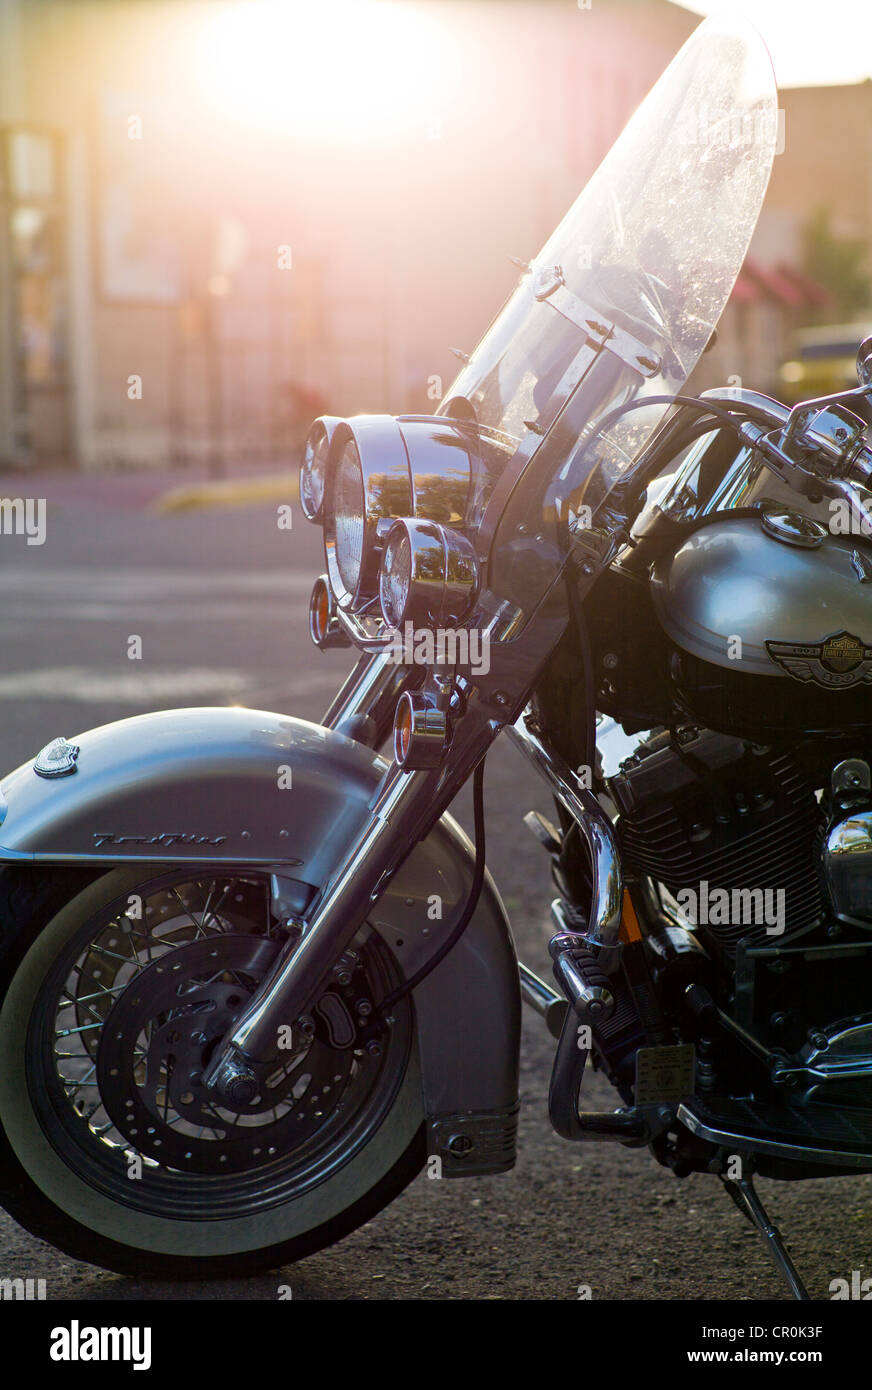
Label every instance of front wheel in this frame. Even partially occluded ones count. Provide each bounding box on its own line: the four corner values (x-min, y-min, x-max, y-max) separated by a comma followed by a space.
0, 866, 424, 1278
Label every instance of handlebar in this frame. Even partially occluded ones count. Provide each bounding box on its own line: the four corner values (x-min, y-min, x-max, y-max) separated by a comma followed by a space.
734, 399, 872, 540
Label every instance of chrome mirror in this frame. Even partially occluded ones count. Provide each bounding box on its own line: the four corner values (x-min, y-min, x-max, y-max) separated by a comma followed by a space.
857, 336, 872, 390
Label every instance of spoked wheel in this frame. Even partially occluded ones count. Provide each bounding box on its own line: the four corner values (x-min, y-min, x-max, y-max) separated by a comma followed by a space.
0, 866, 424, 1277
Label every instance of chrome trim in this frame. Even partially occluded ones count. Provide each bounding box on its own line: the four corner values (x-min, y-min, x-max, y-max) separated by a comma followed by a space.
773, 1015, 872, 1098
393, 691, 448, 770
852, 548, 872, 582
701, 386, 790, 422
379, 519, 478, 630
677, 1101, 872, 1170
323, 416, 413, 611
823, 805, 872, 924
760, 507, 827, 549
594, 713, 647, 780
33, 737, 80, 779
336, 605, 394, 651
204, 765, 428, 1084
308, 575, 351, 651
697, 391, 872, 541
550, 899, 616, 1017
300, 416, 343, 524
518, 962, 568, 1039
507, 712, 623, 954
322, 651, 418, 750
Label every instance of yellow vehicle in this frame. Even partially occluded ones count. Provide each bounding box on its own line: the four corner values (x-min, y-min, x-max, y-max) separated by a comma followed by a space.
780, 321, 872, 402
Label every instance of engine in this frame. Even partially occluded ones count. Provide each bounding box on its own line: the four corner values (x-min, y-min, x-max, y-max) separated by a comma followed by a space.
603, 727, 872, 1113
609, 728, 823, 957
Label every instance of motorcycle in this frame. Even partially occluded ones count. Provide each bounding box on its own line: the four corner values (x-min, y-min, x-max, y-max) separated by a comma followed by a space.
1, 16, 871, 1300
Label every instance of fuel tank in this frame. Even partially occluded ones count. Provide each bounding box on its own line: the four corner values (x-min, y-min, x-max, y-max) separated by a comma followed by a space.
650, 512, 872, 736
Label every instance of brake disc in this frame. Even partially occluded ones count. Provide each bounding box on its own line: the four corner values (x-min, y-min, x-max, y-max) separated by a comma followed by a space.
96, 935, 369, 1174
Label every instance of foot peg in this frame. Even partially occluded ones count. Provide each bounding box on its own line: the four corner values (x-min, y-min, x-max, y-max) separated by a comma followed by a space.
523, 809, 562, 854
551, 944, 614, 1025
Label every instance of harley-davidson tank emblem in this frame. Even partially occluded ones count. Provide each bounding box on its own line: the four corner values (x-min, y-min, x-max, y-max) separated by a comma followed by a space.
765, 631, 872, 689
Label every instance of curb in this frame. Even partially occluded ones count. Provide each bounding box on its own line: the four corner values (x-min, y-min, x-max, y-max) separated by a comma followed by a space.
153, 473, 299, 514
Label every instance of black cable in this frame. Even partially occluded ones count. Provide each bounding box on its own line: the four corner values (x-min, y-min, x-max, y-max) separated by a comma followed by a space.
378, 757, 487, 1013
582, 390, 779, 447
564, 561, 595, 778
559, 390, 785, 554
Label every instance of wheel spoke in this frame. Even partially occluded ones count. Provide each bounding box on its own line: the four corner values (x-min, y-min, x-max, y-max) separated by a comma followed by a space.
56, 1020, 105, 1038
40, 869, 390, 1203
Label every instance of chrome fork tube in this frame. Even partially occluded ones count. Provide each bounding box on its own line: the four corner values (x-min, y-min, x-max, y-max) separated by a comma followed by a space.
322, 651, 419, 746
215, 764, 427, 1069
205, 605, 567, 1097
205, 698, 501, 1093
322, 653, 375, 727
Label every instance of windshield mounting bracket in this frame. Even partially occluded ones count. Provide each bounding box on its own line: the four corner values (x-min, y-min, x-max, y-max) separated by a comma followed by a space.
533, 264, 661, 380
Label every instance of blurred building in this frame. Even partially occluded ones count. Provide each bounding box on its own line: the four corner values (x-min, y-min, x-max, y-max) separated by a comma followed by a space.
0, 0, 698, 471
694, 79, 872, 398
0, 0, 860, 473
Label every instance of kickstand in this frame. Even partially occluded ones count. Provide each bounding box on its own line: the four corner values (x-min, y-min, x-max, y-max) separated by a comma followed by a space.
720, 1175, 811, 1301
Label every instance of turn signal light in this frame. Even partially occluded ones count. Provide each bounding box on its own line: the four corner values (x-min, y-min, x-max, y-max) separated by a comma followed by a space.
308, 575, 350, 651
392, 691, 448, 770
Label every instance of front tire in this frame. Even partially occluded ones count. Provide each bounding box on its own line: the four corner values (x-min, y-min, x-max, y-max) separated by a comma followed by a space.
0, 866, 425, 1278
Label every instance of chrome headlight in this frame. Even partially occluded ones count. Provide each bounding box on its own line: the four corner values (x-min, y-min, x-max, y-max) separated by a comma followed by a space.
378, 519, 479, 629
300, 417, 341, 524
332, 440, 366, 596
320, 414, 498, 615
323, 417, 412, 610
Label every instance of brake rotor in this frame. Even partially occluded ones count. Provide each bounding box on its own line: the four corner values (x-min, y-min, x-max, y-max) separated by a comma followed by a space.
72, 878, 269, 1055
96, 935, 368, 1173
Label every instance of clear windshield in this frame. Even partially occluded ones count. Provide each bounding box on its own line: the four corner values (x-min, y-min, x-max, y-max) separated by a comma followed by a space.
439, 15, 777, 478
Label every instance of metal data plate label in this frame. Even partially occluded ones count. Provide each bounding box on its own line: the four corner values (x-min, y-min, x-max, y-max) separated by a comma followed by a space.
635, 1044, 696, 1105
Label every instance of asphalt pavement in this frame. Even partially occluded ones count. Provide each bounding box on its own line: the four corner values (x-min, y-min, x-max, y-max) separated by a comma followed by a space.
0, 473, 869, 1300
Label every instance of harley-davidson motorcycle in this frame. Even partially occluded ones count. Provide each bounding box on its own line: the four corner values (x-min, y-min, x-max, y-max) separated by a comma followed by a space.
1, 18, 871, 1300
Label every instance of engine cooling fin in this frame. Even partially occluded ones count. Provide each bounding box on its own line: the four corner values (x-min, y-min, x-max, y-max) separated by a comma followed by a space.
611, 734, 823, 953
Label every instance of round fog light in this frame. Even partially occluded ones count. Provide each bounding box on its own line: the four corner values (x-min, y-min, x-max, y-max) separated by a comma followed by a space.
300, 418, 341, 524
379, 520, 478, 630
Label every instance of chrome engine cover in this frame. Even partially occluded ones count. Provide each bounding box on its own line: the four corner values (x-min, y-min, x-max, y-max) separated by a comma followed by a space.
780, 1015, 872, 1106
825, 808, 872, 923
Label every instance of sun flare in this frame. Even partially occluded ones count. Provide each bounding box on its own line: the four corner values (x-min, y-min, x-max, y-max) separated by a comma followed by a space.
194, 0, 454, 141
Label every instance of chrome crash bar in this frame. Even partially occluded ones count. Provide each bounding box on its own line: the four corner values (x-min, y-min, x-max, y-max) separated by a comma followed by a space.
507, 712, 623, 966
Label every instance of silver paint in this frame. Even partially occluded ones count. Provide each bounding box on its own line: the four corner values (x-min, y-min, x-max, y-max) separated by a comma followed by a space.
0, 704, 521, 1119
651, 517, 872, 676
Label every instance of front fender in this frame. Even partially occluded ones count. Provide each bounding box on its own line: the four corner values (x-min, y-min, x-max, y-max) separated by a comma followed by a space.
0, 707, 521, 1172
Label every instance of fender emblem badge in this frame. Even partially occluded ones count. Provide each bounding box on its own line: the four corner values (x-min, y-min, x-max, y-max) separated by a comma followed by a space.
766, 631, 872, 689
92, 832, 228, 849
34, 737, 80, 779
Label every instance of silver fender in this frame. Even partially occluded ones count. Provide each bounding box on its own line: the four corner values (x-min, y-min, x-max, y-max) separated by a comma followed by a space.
0, 707, 521, 1170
